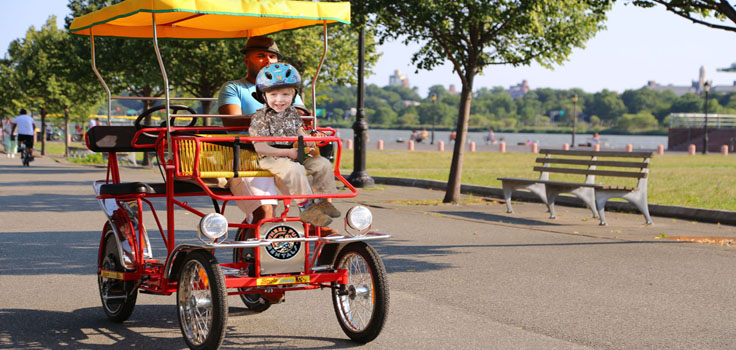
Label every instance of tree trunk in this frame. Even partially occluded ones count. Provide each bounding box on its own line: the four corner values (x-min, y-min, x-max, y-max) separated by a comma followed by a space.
201, 100, 211, 126
40, 108, 47, 156
63, 108, 70, 158
443, 74, 474, 203
141, 99, 154, 167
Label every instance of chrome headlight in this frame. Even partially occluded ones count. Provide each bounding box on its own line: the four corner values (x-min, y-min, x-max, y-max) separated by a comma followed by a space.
197, 213, 228, 241
344, 205, 372, 236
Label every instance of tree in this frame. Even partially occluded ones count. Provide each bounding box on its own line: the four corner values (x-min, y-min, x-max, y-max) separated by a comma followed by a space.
359, 0, 612, 202
587, 90, 627, 123
7, 16, 101, 156
632, 0, 736, 33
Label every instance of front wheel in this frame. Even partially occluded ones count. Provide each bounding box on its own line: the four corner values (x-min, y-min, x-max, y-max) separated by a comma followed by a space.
98, 230, 138, 322
332, 242, 389, 343
177, 250, 227, 350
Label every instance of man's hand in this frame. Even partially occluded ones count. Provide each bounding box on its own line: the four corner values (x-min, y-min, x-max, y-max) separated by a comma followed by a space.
286, 148, 299, 160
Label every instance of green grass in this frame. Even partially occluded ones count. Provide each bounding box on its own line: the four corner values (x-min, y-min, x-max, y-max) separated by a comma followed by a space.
339, 149, 736, 211
42, 141, 735, 211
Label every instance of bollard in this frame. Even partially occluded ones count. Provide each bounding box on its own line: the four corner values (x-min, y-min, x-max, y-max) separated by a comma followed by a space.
625, 144, 633, 152
688, 144, 696, 155
408, 140, 414, 151
593, 144, 600, 152
438, 141, 444, 152
656, 144, 664, 155
563, 143, 570, 151
346, 139, 353, 150
531, 142, 538, 153
377, 140, 384, 150
499, 141, 506, 153
469, 141, 476, 152
721, 145, 729, 155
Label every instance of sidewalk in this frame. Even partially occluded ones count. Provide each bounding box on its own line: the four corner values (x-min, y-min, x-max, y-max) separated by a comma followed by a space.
343, 183, 736, 246
5, 152, 734, 246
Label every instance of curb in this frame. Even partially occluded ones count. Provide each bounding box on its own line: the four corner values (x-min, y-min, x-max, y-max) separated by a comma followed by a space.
368, 176, 736, 226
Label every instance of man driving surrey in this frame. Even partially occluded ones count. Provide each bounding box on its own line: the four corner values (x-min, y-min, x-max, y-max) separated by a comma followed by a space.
217, 36, 307, 225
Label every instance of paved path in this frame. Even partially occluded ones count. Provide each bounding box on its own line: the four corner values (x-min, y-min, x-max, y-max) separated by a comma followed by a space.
1, 154, 735, 349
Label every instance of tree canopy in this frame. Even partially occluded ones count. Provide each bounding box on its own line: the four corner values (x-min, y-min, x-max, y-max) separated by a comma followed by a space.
632, 0, 736, 33
358, 0, 613, 202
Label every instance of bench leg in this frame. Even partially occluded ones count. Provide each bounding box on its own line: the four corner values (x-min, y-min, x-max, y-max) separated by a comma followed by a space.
502, 183, 514, 213
545, 187, 560, 219
571, 186, 599, 219
622, 189, 653, 225
595, 192, 612, 226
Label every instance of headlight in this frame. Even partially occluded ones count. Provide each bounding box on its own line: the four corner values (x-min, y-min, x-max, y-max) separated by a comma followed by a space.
345, 205, 372, 236
198, 213, 228, 241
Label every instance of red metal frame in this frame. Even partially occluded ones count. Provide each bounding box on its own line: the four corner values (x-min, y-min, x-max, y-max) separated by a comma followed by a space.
95, 125, 355, 297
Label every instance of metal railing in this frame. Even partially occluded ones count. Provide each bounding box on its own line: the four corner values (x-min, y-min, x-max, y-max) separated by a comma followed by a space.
668, 113, 736, 128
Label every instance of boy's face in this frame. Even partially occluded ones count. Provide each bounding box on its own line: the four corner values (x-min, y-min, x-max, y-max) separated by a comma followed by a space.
264, 87, 295, 113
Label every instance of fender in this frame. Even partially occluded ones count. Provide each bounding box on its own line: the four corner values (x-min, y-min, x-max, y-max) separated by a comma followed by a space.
94, 181, 152, 270
164, 244, 214, 281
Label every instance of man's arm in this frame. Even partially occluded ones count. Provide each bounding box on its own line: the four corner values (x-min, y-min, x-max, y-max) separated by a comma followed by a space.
218, 104, 251, 127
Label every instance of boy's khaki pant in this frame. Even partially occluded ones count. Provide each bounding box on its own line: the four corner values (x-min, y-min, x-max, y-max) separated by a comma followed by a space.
258, 156, 336, 196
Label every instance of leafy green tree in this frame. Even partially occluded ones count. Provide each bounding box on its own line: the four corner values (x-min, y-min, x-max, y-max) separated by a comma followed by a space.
632, 0, 736, 33
616, 111, 659, 131
8, 16, 101, 156
587, 89, 626, 123
359, 0, 612, 202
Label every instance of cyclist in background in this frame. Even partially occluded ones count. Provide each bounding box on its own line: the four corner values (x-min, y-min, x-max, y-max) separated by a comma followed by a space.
12, 108, 36, 161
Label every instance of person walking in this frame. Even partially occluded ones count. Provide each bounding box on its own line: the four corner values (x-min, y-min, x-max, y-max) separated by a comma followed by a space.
3, 116, 17, 157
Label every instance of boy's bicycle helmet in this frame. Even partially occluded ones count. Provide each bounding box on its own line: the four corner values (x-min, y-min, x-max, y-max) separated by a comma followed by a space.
254, 63, 301, 104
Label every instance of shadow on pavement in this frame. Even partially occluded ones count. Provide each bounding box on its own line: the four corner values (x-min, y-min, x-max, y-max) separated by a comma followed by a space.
0, 180, 95, 187
0, 164, 103, 175
0, 193, 100, 212
435, 210, 562, 226
0, 307, 363, 349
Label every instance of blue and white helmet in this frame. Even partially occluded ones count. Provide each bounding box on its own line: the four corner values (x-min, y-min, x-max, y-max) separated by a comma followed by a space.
254, 63, 301, 104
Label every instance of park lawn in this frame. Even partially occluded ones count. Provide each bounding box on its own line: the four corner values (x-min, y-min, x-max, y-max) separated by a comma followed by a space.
339, 150, 736, 211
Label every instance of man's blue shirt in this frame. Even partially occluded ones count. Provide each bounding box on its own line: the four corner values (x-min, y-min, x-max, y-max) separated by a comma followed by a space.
217, 78, 303, 114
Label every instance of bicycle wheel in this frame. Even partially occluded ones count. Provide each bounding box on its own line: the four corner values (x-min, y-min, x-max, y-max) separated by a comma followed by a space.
332, 242, 389, 343
177, 250, 227, 350
232, 228, 271, 312
98, 229, 138, 322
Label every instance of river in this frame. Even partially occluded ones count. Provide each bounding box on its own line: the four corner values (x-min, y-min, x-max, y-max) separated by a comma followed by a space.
334, 128, 668, 151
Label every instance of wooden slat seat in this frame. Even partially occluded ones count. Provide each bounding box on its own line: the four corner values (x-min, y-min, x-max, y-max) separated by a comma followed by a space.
498, 148, 654, 226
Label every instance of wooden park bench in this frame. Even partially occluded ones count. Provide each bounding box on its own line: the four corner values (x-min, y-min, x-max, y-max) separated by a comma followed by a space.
498, 149, 654, 226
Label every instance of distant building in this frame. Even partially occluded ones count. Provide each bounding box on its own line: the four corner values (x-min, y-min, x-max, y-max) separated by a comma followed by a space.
645, 65, 736, 95
508, 80, 530, 99
448, 84, 459, 95
388, 70, 409, 88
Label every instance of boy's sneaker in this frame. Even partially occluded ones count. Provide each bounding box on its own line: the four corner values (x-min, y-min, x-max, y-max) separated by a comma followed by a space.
314, 200, 341, 218
300, 204, 332, 227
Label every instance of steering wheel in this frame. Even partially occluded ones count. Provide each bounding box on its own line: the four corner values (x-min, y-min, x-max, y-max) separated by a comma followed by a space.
134, 104, 198, 130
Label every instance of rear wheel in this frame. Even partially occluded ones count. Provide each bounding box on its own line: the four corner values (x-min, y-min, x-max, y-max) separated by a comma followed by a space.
177, 250, 227, 350
332, 242, 389, 343
98, 229, 138, 322
233, 228, 271, 312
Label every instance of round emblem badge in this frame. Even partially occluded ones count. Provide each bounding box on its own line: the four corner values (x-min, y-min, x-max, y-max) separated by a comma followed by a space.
264, 225, 301, 260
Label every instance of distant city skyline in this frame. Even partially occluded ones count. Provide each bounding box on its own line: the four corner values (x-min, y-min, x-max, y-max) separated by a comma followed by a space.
2, 2, 736, 98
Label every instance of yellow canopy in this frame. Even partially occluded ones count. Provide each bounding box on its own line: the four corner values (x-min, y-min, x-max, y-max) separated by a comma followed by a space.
70, 0, 351, 39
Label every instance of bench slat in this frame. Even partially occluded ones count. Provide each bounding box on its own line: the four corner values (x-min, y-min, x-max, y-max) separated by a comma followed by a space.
533, 166, 647, 178
534, 158, 650, 168
539, 148, 654, 158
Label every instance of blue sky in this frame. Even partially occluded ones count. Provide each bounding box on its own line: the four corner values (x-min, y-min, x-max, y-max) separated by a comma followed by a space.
2, 1, 736, 97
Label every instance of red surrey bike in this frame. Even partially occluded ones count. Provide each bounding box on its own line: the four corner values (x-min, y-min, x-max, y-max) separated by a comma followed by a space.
71, 1, 390, 349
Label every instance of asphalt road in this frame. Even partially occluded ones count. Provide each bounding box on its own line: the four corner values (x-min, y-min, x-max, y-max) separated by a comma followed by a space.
1, 154, 736, 349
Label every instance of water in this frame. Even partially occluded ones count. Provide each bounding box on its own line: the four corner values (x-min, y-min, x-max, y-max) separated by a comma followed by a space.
334, 128, 668, 151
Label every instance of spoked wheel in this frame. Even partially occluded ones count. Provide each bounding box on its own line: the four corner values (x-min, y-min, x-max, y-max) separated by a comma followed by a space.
232, 228, 271, 312
332, 242, 389, 343
98, 230, 138, 322
177, 250, 227, 350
